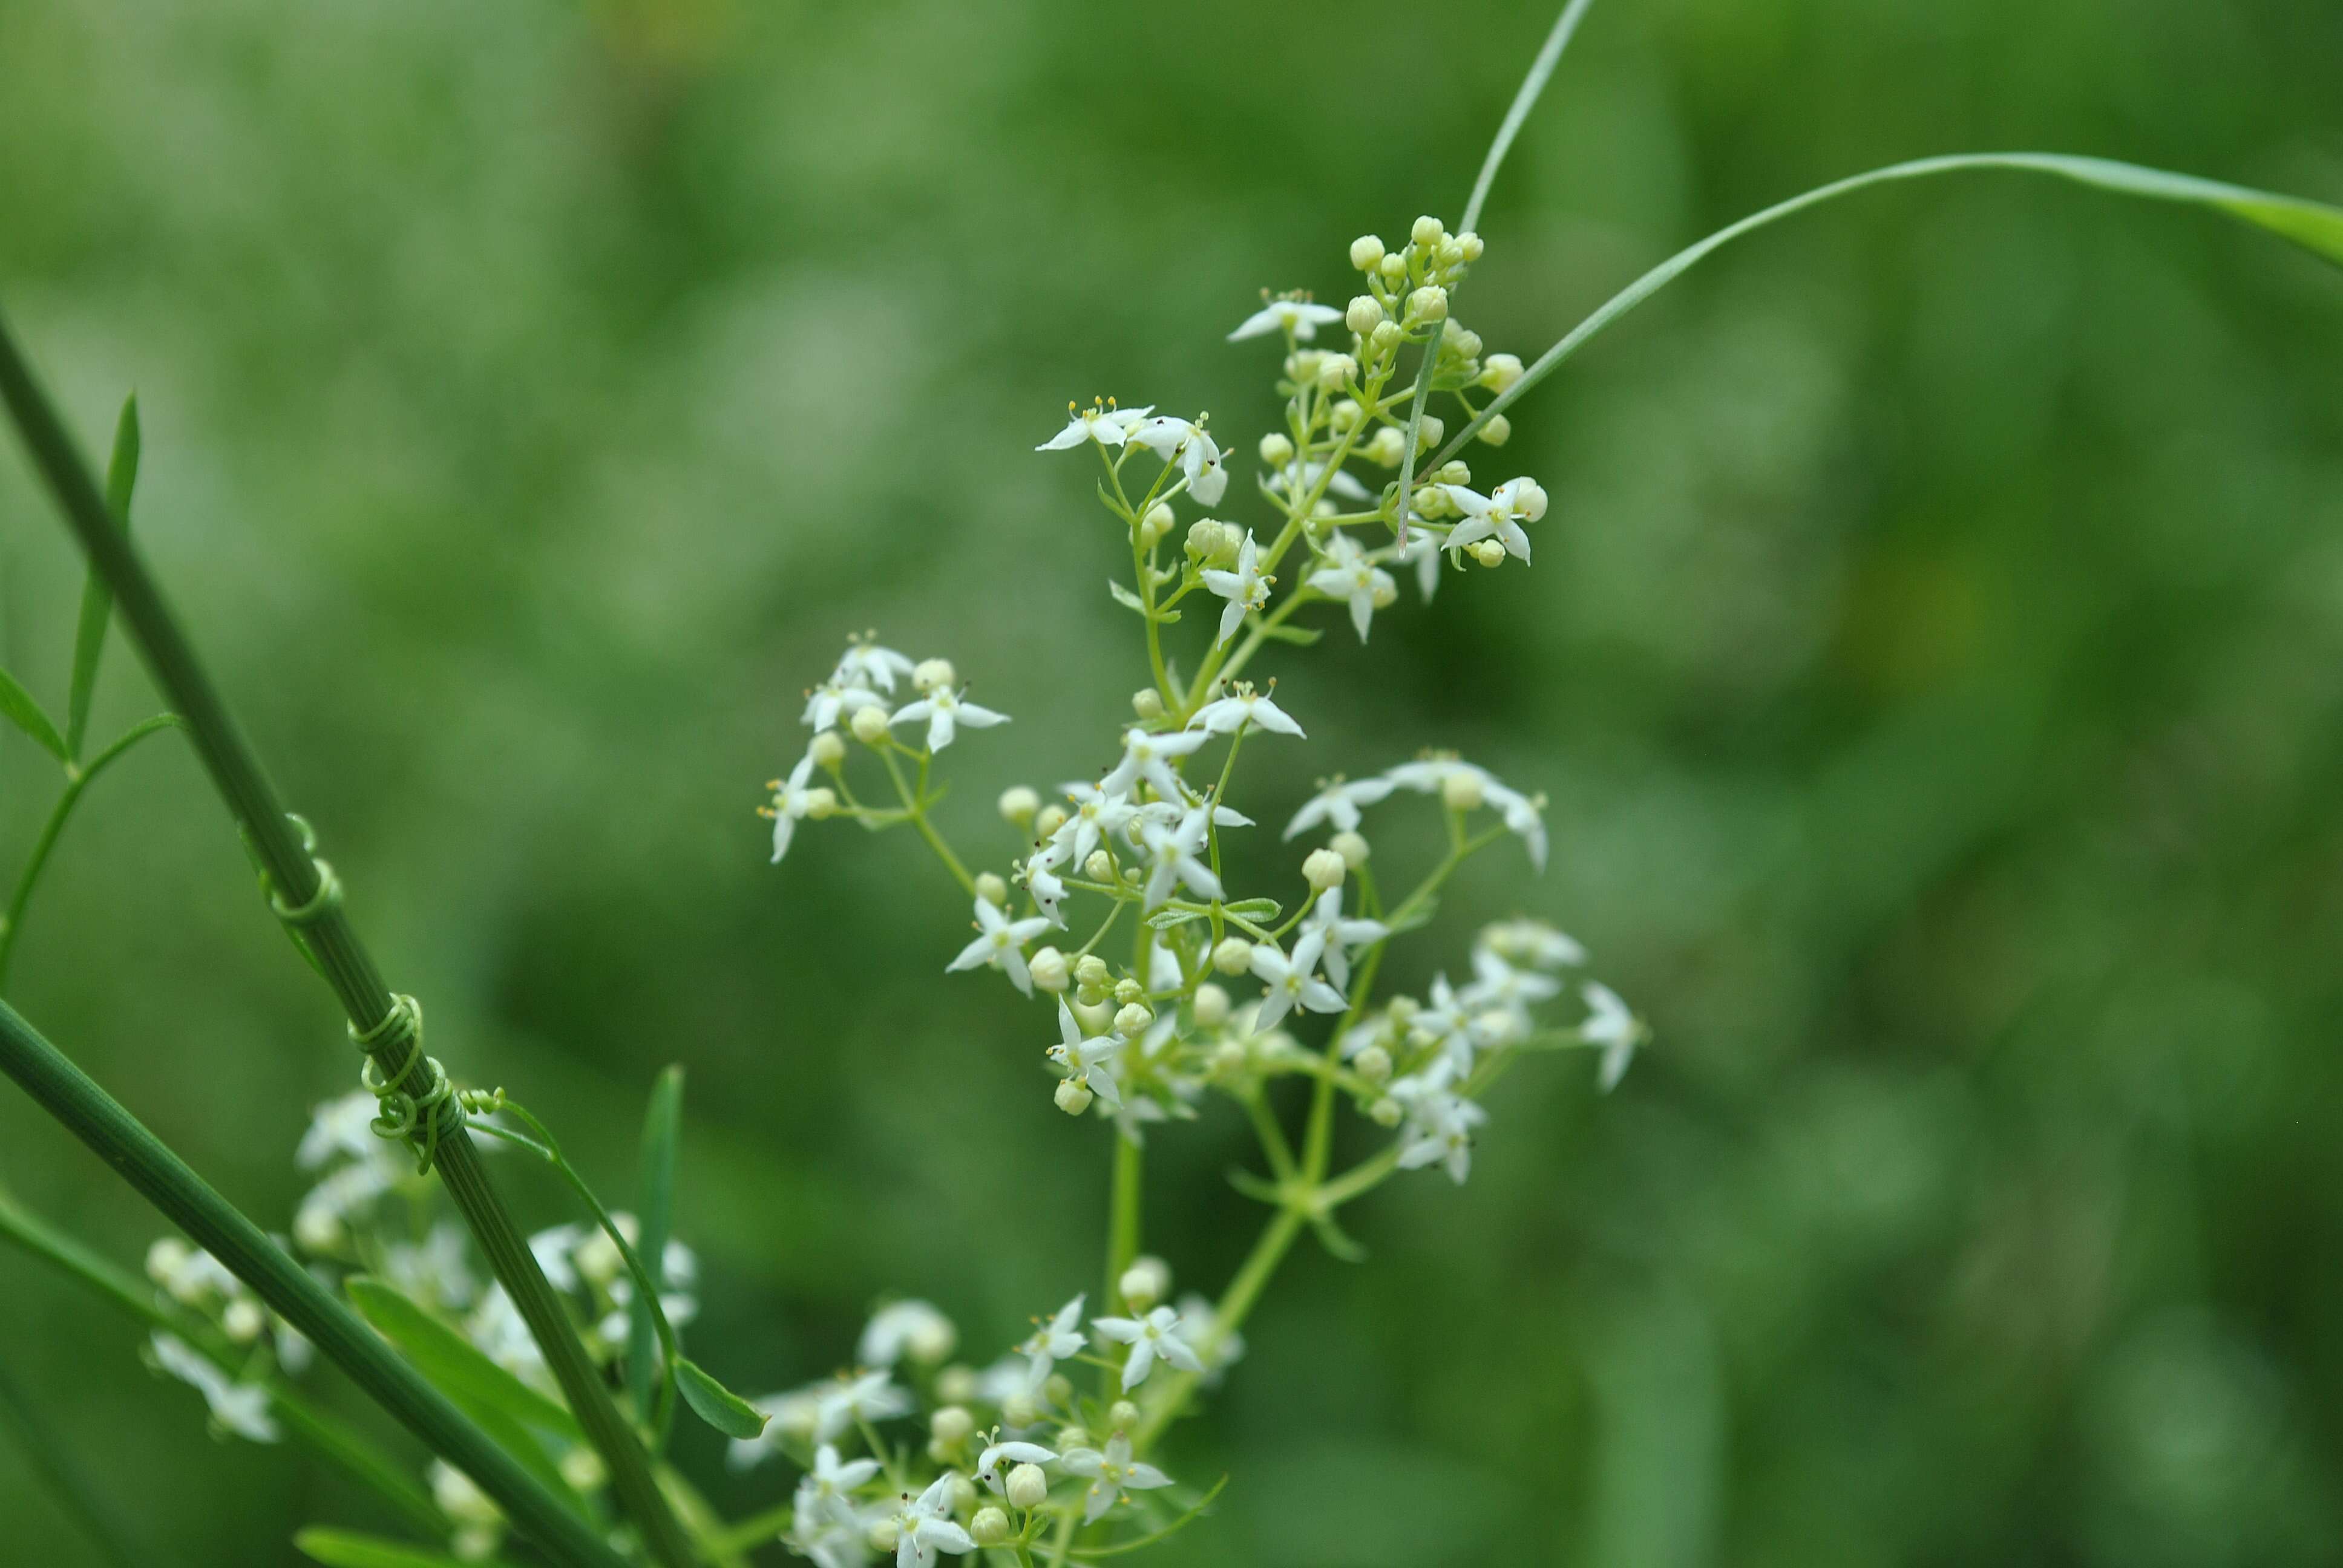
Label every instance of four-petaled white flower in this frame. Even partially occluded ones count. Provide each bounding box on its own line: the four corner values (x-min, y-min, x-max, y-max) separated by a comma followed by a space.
858, 1299, 956, 1368
887, 1475, 977, 1568
1227, 297, 1344, 342
1048, 1003, 1124, 1108
151, 1333, 280, 1443
805, 677, 888, 734
1193, 684, 1304, 738
1037, 401, 1153, 451
1099, 726, 1210, 802
1480, 917, 1586, 970
814, 1369, 914, 1443
836, 641, 917, 693
1307, 887, 1390, 990
1282, 774, 1395, 839
1131, 416, 1229, 506
1090, 1305, 1206, 1391
976, 1437, 1058, 1494
1395, 529, 1444, 601
1250, 927, 1348, 1033
1041, 781, 1142, 870
1462, 945, 1562, 1020
1271, 458, 1372, 504
1199, 530, 1271, 647
1391, 1059, 1489, 1184
1060, 1432, 1175, 1522
1138, 805, 1222, 909
1439, 478, 1546, 563
1582, 982, 1640, 1092
948, 897, 1055, 995
1017, 1293, 1087, 1390
1023, 859, 1068, 926
801, 1442, 882, 1507
297, 1090, 385, 1171
1480, 778, 1549, 872
767, 751, 828, 863
1305, 533, 1397, 642
890, 685, 1008, 754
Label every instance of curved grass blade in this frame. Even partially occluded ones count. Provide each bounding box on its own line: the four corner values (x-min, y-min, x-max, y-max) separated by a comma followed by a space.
65, 394, 138, 761
1438, 153, 2343, 464
675, 1357, 767, 1440
1460, 0, 1597, 235
628, 1065, 683, 1425
0, 667, 67, 763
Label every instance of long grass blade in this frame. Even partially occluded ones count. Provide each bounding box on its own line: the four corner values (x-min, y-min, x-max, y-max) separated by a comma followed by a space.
1460, 0, 1597, 234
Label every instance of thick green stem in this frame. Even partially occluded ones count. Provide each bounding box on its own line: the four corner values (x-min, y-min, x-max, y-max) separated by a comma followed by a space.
0, 310, 696, 1568
0, 1000, 624, 1568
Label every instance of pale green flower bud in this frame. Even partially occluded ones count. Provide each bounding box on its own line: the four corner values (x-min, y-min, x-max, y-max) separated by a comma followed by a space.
949, 1475, 978, 1515
1213, 1038, 1247, 1074
1411, 215, 1446, 247
802, 786, 839, 820
1114, 976, 1145, 1005
971, 1507, 1011, 1547
1303, 848, 1346, 891
1478, 414, 1512, 446
1056, 1425, 1092, 1453
1003, 1393, 1040, 1427
1034, 803, 1069, 838
1331, 830, 1370, 868
937, 1365, 979, 1404
1192, 982, 1231, 1027
1416, 414, 1445, 449
1073, 998, 1115, 1035
1044, 1374, 1074, 1410
1140, 501, 1175, 546
293, 1206, 341, 1252
1345, 295, 1384, 335
1378, 252, 1406, 283
1084, 849, 1114, 881
1076, 954, 1110, 990
1443, 770, 1486, 812
810, 731, 847, 770
1006, 1462, 1050, 1510
1368, 320, 1402, 357
1055, 1079, 1094, 1116
1317, 353, 1357, 391
1515, 479, 1550, 520
560, 1446, 608, 1491
1259, 433, 1295, 466
1330, 398, 1363, 432
1114, 1002, 1154, 1036
1030, 946, 1069, 993
850, 704, 891, 745
1469, 538, 1507, 568
868, 1520, 899, 1553
1211, 936, 1254, 974
999, 785, 1040, 826
1405, 285, 1449, 324
1108, 1400, 1141, 1432
223, 1296, 265, 1344
1480, 352, 1524, 393
1387, 996, 1421, 1026
146, 1237, 191, 1287
1119, 1256, 1170, 1310
1355, 1044, 1393, 1083
975, 871, 1009, 907
1365, 426, 1406, 466
1437, 460, 1472, 485
1370, 1095, 1403, 1127
931, 1405, 975, 1447
1132, 688, 1164, 721
1349, 234, 1386, 272
1457, 230, 1485, 261
913, 657, 955, 693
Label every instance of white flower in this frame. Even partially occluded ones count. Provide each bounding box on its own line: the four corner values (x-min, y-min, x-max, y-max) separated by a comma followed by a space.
1227, 297, 1344, 342
1391, 1060, 1488, 1184
947, 897, 1054, 995
859, 1301, 957, 1367
1480, 917, 1585, 970
151, 1333, 280, 1443
728, 1388, 825, 1470
1306, 887, 1389, 991
836, 641, 917, 693
802, 1442, 883, 1506
887, 1475, 977, 1568
1059, 1432, 1174, 1522
1131, 416, 1228, 506
1249, 927, 1348, 1031
1023, 859, 1068, 926
786, 1494, 872, 1568
1582, 982, 1640, 1092
1395, 529, 1444, 601
1412, 972, 1484, 1074
295, 1091, 383, 1171
1439, 478, 1545, 563
1480, 779, 1549, 872
1041, 781, 1142, 869
1460, 946, 1562, 1019
1193, 684, 1304, 739
1170, 1292, 1244, 1386
1138, 805, 1222, 909
381, 1220, 478, 1312
1037, 401, 1153, 451
1090, 1305, 1205, 1391
1199, 530, 1271, 647
814, 1370, 914, 1444
1098, 726, 1210, 803
1048, 1003, 1124, 1109
890, 686, 1008, 753
767, 750, 828, 863
1305, 534, 1397, 642
975, 1437, 1057, 1493
293, 1158, 395, 1250
804, 677, 888, 733
1282, 776, 1396, 840
1017, 1293, 1087, 1390
1271, 458, 1372, 504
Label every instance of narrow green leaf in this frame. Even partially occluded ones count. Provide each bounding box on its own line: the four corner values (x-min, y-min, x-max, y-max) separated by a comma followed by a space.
628, 1065, 683, 1417
0, 667, 68, 763
345, 1276, 583, 1443
1146, 907, 1204, 930
65, 394, 137, 760
1460, 0, 1597, 234
1441, 154, 2343, 463
1221, 897, 1282, 923
297, 1528, 513, 1568
675, 1358, 767, 1440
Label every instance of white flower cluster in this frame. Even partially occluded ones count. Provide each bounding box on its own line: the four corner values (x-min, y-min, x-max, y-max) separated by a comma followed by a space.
142, 1235, 306, 1443
751, 213, 1647, 1565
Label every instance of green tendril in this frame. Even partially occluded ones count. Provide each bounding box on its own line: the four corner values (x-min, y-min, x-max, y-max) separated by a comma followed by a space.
350, 993, 462, 1174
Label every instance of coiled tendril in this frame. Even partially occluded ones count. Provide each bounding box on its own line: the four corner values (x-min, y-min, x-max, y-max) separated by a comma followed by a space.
352, 993, 462, 1174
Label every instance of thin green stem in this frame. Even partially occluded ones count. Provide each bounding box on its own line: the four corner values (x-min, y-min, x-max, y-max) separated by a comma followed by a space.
1460, 0, 1598, 233
1106, 1134, 1143, 1315
880, 745, 976, 895
1130, 1206, 1304, 1453
0, 311, 694, 1568
0, 713, 183, 988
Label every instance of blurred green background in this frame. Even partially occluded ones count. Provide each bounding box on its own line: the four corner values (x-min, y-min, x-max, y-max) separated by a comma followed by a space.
4, 0, 2342, 1563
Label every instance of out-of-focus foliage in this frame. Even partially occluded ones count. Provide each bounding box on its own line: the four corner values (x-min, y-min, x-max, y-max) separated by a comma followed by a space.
2, 0, 2340, 1563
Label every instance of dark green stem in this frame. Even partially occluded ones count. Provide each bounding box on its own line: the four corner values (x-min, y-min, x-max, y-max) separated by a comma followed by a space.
0, 307, 696, 1568
0, 999, 625, 1568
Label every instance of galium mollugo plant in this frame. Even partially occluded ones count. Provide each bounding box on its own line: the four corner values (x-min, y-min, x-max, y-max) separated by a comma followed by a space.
1, 3, 2339, 1566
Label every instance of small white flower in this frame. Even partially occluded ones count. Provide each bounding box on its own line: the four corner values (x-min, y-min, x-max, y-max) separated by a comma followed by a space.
1023, 859, 1068, 926
1090, 1305, 1205, 1392
767, 750, 828, 863
1036, 401, 1153, 451
1131, 416, 1228, 507
380, 1220, 478, 1312
804, 677, 888, 734
1480, 917, 1586, 970
295, 1091, 384, 1171
1048, 1002, 1125, 1109
1199, 530, 1271, 647
1282, 775, 1396, 840
836, 640, 917, 693
1271, 458, 1372, 504
1227, 297, 1344, 342
1305, 533, 1397, 642
1193, 684, 1305, 739
1306, 887, 1389, 991
804, 1442, 883, 1504
786, 1491, 872, 1568
1480, 779, 1549, 872
1017, 1293, 1087, 1390
1439, 478, 1545, 563
1249, 928, 1348, 1034
1461, 946, 1563, 1018
890, 686, 1008, 754
946, 897, 1054, 995
887, 1475, 977, 1568
1582, 982, 1641, 1092
1171, 1292, 1244, 1385
1137, 804, 1222, 909
1041, 780, 1143, 869
1059, 1431, 1175, 1522
1099, 726, 1210, 803
1391, 1060, 1488, 1184
859, 1300, 957, 1368
1395, 529, 1444, 601
151, 1333, 280, 1443
975, 1437, 1057, 1493
814, 1370, 914, 1444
